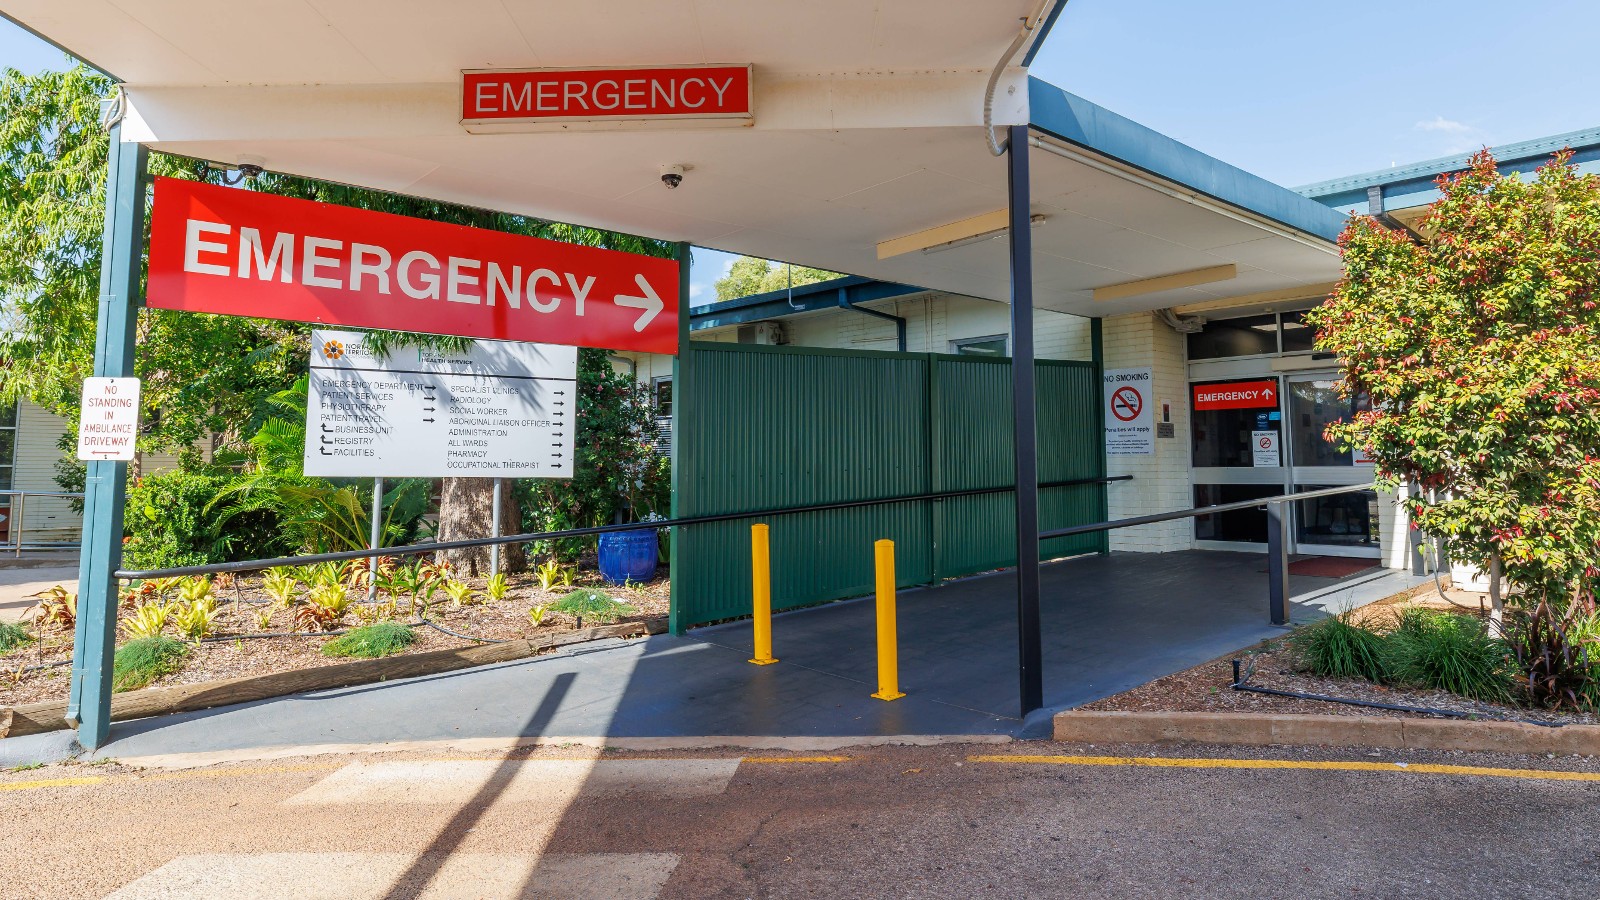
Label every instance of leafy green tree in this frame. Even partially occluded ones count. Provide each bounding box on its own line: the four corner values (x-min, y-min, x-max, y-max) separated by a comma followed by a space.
713, 256, 840, 301
1308, 149, 1600, 615
0, 65, 304, 466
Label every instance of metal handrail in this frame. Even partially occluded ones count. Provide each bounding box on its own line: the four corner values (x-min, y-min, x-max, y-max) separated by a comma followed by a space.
115, 474, 1135, 580
0, 489, 86, 557
1040, 483, 1376, 540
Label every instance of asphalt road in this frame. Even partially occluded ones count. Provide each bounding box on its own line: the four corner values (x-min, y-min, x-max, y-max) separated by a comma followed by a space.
4, 741, 1598, 899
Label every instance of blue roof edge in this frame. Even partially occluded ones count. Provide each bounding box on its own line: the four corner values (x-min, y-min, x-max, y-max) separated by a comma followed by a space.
1026, 77, 1349, 244
1295, 125, 1600, 199
688, 275, 923, 329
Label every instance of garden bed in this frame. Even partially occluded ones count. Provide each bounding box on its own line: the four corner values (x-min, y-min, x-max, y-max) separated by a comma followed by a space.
0, 563, 669, 709
1082, 586, 1598, 726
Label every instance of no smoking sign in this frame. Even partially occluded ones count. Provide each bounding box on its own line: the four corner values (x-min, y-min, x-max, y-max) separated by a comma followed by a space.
1111, 386, 1143, 422
1103, 367, 1154, 455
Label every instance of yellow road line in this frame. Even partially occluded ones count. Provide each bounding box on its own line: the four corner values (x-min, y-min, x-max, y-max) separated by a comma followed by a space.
969, 754, 1600, 783
742, 756, 851, 764
0, 775, 106, 792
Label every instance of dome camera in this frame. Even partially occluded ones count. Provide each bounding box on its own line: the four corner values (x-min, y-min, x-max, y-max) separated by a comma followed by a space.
660, 164, 686, 189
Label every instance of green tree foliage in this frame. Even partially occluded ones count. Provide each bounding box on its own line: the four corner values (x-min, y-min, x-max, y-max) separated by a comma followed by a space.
523, 349, 669, 560
1307, 150, 1600, 609
0, 66, 303, 463
714, 256, 840, 301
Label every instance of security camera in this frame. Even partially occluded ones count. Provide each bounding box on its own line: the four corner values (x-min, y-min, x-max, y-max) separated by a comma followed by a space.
660, 164, 685, 189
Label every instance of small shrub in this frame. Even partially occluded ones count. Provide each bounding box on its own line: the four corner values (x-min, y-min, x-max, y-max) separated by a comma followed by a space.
1504, 597, 1600, 710
120, 601, 171, 640
33, 585, 77, 631
293, 582, 351, 632
1385, 608, 1510, 702
442, 579, 475, 607
172, 598, 222, 641
261, 568, 300, 608
0, 621, 30, 652
176, 576, 214, 605
549, 588, 635, 628
1291, 611, 1388, 682
485, 573, 510, 603
528, 604, 548, 627
306, 561, 344, 590
322, 622, 415, 659
535, 560, 573, 591
112, 636, 189, 692
252, 606, 274, 631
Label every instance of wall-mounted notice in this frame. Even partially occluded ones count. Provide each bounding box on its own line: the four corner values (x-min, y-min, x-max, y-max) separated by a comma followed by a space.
303, 330, 577, 479
1103, 367, 1154, 455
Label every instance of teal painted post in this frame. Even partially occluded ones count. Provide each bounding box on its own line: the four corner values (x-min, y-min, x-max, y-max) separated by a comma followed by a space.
1089, 318, 1110, 555
66, 121, 148, 749
667, 242, 692, 635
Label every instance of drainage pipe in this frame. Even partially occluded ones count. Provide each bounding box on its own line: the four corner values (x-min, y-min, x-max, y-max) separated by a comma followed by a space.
837, 289, 907, 352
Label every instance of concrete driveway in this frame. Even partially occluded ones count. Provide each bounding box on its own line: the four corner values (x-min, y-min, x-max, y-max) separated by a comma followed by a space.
0, 565, 77, 624
2, 741, 1596, 899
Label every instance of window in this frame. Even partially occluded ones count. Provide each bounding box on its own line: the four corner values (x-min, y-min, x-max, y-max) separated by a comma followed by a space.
1279, 311, 1316, 354
950, 335, 1008, 357
0, 403, 16, 493
1186, 314, 1278, 360
652, 377, 673, 417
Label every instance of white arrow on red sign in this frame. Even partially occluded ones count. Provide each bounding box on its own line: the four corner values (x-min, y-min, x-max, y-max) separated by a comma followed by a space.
615, 274, 664, 331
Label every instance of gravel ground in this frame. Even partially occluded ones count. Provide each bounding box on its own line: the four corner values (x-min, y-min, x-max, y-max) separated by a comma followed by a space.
1083, 586, 1597, 725
0, 569, 668, 707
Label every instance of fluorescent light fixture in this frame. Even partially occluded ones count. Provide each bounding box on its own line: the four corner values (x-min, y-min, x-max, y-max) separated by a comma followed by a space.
877, 210, 1045, 259
1092, 264, 1238, 303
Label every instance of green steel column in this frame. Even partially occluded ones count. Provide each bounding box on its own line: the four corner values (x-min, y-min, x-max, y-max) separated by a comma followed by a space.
1090, 318, 1110, 554
667, 242, 692, 635
66, 119, 148, 749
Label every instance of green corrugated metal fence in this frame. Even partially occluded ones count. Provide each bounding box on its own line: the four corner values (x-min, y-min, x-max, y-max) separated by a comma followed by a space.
670, 343, 1104, 631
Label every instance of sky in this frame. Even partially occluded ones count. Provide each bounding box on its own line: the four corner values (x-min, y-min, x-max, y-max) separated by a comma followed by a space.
7, 1, 1600, 302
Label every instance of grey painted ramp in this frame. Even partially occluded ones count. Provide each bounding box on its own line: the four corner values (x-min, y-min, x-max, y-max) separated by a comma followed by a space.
6, 551, 1422, 763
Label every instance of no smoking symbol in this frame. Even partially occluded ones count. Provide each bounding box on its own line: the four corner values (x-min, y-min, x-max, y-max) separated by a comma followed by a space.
1259, 435, 1273, 449
1111, 386, 1142, 422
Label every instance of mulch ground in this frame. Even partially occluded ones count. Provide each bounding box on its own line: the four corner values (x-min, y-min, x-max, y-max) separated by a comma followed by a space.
1, 567, 668, 708
1081, 584, 1598, 726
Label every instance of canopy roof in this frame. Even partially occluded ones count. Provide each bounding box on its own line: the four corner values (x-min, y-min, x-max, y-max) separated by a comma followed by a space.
5, 0, 1348, 317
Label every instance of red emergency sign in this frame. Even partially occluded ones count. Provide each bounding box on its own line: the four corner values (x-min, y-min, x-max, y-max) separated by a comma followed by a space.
146, 178, 680, 354
1192, 380, 1279, 410
462, 65, 753, 124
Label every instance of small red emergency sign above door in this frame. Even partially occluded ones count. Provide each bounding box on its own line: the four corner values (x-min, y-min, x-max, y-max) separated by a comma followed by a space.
1193, 380, 1279, 410
146, 178, 680, 354
461, 65, 753, 126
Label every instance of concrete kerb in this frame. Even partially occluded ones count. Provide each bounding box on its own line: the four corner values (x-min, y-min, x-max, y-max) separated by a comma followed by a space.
1053, 710, 1600, 756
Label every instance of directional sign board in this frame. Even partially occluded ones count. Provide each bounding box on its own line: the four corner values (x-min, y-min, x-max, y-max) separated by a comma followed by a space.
1103, 367, 1154, 456
77, 377, 141, 461
147, 178, 680, 354
304, 330, 576, 478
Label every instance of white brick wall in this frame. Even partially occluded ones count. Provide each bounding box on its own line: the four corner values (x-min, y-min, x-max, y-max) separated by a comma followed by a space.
1102, 312, 1193, 554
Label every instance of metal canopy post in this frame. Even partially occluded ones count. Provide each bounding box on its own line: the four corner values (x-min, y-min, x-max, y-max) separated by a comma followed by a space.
1006, 124, 1044, 716
667, 242, 692, 635
1266, 500, 1292, 626
66, 119, 148, 749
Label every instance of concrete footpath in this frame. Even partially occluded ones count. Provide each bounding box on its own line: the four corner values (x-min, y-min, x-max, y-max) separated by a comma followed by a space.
0, 564, 77, 624
0, 551, 1424, 768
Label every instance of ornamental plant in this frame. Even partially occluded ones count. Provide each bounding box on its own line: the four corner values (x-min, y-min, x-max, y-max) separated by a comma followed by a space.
1307, 149, 1600, 618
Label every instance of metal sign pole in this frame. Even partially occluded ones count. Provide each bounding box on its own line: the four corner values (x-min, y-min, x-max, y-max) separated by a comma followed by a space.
66, 120, 148, 749
368, 476, 383, 603
490, 477, 502, 577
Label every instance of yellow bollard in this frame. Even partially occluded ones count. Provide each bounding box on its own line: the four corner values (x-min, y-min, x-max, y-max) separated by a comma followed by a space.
748, 523, 778, 665
871, 539, 905, 701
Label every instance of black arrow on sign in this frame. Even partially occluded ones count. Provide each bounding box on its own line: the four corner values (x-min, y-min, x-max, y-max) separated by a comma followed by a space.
423, 406, 436, 412
551, 453, 564, 459
553, 390, 566, 396
321, 424, 334, 433
550, 432, 563, 437
320, 447, 333, 456
422, 418, 435, 423
553, 401, 566, 407
321, 436, 334, 444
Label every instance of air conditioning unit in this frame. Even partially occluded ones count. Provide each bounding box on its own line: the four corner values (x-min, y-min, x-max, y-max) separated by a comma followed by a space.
737, 322, 787, 345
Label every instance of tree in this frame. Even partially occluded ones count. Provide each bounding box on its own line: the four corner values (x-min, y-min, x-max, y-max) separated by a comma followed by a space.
1307, 149, 1600, 616
0, 65, 304, 467
714, 256, 840, 301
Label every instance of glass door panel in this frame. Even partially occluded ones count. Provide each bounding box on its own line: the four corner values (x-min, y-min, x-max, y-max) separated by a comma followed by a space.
1286, 373, 1378, 558
1191, 376, 1287, 548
